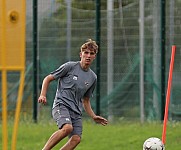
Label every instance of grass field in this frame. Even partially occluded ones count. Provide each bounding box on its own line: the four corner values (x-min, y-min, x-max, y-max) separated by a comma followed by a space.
0, 118, 181, 150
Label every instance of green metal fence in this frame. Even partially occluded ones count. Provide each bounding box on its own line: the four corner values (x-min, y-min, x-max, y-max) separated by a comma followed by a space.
1, 0, 181, 122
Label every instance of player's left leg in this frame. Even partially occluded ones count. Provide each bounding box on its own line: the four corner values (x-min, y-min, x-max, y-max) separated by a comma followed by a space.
60, 135, 81, 150
60, 110, 82, 150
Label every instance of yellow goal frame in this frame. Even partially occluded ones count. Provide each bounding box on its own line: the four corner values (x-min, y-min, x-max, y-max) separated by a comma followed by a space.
0, 0, 26, 150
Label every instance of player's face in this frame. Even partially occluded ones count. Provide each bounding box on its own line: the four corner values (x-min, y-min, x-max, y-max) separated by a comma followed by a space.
80, 49, 96, 66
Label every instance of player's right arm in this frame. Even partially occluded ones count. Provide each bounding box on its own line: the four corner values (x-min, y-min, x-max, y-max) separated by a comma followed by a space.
38, 74, 55, 104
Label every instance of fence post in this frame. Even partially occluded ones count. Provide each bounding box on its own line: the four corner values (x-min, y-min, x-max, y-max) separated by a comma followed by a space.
33, 0, 38, 123
96, 0, 101, 116
161, 0, 166, 121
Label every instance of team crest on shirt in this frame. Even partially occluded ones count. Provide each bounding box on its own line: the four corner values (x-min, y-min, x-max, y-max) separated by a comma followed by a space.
85, 82, 89, 86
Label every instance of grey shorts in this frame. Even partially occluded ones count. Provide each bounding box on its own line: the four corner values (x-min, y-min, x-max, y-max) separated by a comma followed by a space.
52, 104, 82, 138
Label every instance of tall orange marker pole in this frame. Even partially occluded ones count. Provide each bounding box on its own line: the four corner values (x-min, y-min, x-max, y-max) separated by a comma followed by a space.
162, 45, 176, 144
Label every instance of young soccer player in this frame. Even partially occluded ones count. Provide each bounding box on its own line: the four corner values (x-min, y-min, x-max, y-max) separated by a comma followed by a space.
38, 39, 108, 150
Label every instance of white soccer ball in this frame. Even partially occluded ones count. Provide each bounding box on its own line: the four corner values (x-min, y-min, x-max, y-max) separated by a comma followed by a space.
143, 137, 165, 150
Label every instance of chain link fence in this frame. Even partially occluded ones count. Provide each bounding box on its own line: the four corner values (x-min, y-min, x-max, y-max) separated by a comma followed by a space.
1, 0, 181, 122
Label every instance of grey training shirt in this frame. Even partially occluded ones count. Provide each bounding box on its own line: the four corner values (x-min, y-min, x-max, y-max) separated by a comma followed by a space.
51, 61, 97, 115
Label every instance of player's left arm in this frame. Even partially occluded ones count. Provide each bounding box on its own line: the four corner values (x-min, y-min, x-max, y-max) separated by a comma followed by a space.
83, 97, 108, 126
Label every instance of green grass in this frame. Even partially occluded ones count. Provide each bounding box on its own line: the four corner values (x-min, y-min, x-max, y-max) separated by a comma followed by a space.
0, 119, 181, 150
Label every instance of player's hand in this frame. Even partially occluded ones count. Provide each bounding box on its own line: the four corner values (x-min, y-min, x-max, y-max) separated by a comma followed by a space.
38, 95, 47, 104
93, 116, 108, 126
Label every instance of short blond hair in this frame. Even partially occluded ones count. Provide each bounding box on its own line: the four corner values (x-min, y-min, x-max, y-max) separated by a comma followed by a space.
81, 39, 98, 54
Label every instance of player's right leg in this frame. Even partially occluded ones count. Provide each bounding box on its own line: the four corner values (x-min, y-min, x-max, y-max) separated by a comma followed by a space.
42, 104, 73, 150
42, 124, 73, 150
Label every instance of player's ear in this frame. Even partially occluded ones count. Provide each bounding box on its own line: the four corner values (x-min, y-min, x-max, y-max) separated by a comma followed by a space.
92, 53, 96, 59
79, 52, 82, 58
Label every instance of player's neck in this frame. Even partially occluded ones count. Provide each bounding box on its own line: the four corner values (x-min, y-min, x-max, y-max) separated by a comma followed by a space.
79, 61, 90, 71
